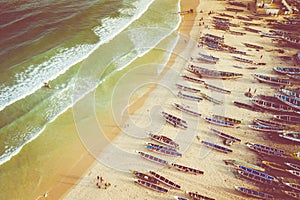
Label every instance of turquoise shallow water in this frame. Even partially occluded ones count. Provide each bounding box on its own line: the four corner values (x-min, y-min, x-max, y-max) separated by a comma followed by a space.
0, 0, 181, 199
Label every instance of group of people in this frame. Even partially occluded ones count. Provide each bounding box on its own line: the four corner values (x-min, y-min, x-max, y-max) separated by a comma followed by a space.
96, 176, 111, 189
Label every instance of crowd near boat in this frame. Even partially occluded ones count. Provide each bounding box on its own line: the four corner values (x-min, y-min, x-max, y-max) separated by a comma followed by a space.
131, 0, 300, 199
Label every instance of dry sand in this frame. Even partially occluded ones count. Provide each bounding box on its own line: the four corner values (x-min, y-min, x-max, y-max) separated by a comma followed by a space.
59, 0, 300, 199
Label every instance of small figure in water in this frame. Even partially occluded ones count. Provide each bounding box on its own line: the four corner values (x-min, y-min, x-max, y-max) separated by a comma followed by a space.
44, 82, 51, 89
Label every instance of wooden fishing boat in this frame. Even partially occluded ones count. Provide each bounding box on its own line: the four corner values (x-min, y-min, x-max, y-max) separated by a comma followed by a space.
226, 7, 244, 12
228, 30, 246, 35
243, 43, 264, 50
237, 169, 279, 184
131, 170, 159, 184
147, 133, 179, 149
186, 65, 243, 79
217, 12, 234, 18
195, 53, 219, 63
201, 140, 233, 153
149, 171, 181, 190
283, 182, 300, 192
176, 83, 201, 93
178, 91, 202, 103
279, 132, 300, 143
137, 151, 169, 166
186, 191, 215, 200
287, 74, 300, 82
213, 16, 229, 22
232, 56, 253, 64
174, 196, 189, 200
171, 163, 204, 175
134, 179, 168, 193
280, 88, 300, 98
173, 103, 202, 117
234, 186, 274, 199
212, 115, 241, 124
237, 165, 276, 179
252, 74, 291, 86
273, 114, 300, 124
229, 49, 247, 55
274, 94, 300, 110
204, 33, 224, 43
253, 118, 287, 128
286, 169, 300, 178
199, 92, 223, 104
245, 142, 285, 157
210, 128, 241, 142
181, 74, 205, 84
273, 67, 300, 75
204, 82, 231, 94
162, 111, 187, 124
243, 27, 260, 33
291, 152, 300, 160
243, 22, 260, 26
145, 143, 182, 157
282, 190, 300, 199
162, 111, 188, 129
262, 161, 286, 171
237, 15, 251, 21
228, 1, 246, 7
259, 31, 281, 38
233, 101, 263, 112
248, 124, 284, 133
224, 159, 265, 172
233, 65, 257, 70
285, 162, 300, 171
252, 98, 295, 113
204, 117, 235, 127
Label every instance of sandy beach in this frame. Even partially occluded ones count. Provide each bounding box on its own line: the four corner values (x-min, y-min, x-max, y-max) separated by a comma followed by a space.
57, 0, 300, 199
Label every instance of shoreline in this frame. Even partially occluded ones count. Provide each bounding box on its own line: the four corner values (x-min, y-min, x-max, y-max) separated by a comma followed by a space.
45, 0, 300, 199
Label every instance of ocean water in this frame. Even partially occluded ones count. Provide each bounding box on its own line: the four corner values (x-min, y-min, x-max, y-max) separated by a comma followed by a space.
0, 0, 181, 172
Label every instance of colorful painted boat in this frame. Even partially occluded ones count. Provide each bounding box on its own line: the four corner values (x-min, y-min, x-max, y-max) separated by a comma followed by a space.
274, 94, 300, 111
237, 170, 279, 184
186, 191, 215, 200
204, 117, 235, 127
176, 83, 201, 93
199, 92, 223, 104
245, 142, 285, 157
174, 196, 189, 200
251, 98, 296, 113
162, 111, 188, 129
235, 186, 274, 199
212, 115, 241, 124
181, 74, 205, 84
134, 179, 168, 193
178, 91, 203, 103
286, 169, 300, 178
262, 161, 286, 171
131, 170, 159, 184
171, 163, 204, 175
209, 128, 241, 142
186, 65, 243, 79
147, 133, 179, 149
145, 143, 182, 157
282, 190, 300, 199
204, 82, 231, 94
280, 88, 300, 98
149, 171, 181, 190
273, 67, 300, 75
279, 132, 300, 143
252, 74, 291, 86
243, 43, 264, 49
201, 140, 233, 153
224, 159, 265, 172
248, 124, 284, 133
273, 114, 300, 124
173, 103, 202, 117
285, 162, 300, 171
253, 118, 289, 128
233, 101, 263, 112
137, 151, 169, 166
283, 182, 300, 192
